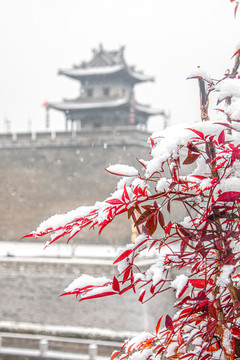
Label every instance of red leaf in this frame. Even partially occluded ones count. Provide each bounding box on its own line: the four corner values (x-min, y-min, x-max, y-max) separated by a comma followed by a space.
156, 314, 164, 334
189, 279, 206, 289
127, 208, 134, 219
187, 128, 205, 140
213, 161, 227, 173
165, 222, 173, 234
106, 199, 124, 205
190, 175, 207, 180
113, 249, 132, 264
177, 295, 191, 307
183, 152, 200, 165
123, 184, 130, 201
218, 191, 240, 202
179, 354, 196, 359
208, 304, 217, 320
178, 283, 189, 298
137, 157, 147, 169
135, 210, 151, 226
145, 215, 157, 235
150, 284, 155, 294
123, 267, 131, 283
177, 331, 184, 346
165, 314, 174, 331
110, 350, 121, 360
80, 291, 116, 301
158, 211, 165, 228
139, 290, 145, 303
119, 283, 135, 295
218, 130, 225, 144
232, 48, 240, 58
187, 142, 200, 153
235, 3, 239, 17
155, 347, 165, 356
180, 239, 187, 255
214, 122, 237, 132
200, 355, 211, 360
232, 326, 240, 337
21, 233, 38, 239
112, 276, 120, 292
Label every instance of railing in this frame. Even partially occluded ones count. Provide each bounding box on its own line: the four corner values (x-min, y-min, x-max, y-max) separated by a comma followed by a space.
0, 125, 149, 140
0, 127, 149, 150
0, 332, 122, 359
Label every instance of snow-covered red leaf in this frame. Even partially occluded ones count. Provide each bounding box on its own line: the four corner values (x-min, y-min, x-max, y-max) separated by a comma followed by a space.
183, 152, 200, 165
149, 137, 154, 147
105, 164, 138, 177
214, 122, 239, 132
80, 291, 116, 301
187, 128, 205, 139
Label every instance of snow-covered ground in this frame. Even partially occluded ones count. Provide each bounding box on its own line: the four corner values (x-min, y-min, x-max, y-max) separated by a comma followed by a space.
0, 242, 158, 263
0, 241, 120, 259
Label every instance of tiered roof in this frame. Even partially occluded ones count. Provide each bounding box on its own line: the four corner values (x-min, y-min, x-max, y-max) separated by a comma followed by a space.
49, 98, 162, 116
58, 44, 154, 84
46, 45, 164, 125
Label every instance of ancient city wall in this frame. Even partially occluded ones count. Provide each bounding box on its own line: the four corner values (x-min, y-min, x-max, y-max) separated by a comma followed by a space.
0, 257, 176, 333
0, 127, 150, 245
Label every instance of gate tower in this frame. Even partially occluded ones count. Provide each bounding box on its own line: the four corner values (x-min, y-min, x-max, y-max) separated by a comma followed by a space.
46, 44, 164, 130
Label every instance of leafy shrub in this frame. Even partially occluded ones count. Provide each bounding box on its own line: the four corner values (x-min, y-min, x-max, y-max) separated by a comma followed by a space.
26, 43, 240, 360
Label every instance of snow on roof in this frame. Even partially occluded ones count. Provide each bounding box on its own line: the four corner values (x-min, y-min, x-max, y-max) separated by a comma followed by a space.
48, 98, 129, 111
127, 68, 154, 82
48, 98, 162, 114
59, 64, 124, 77
135, 103, 163, 115
59, 64, 154, 82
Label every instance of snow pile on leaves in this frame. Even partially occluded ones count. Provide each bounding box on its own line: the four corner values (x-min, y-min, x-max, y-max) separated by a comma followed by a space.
25, 50, 240, 360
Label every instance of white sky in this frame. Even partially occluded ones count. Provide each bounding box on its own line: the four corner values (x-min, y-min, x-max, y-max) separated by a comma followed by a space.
0, 0, 239, 133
